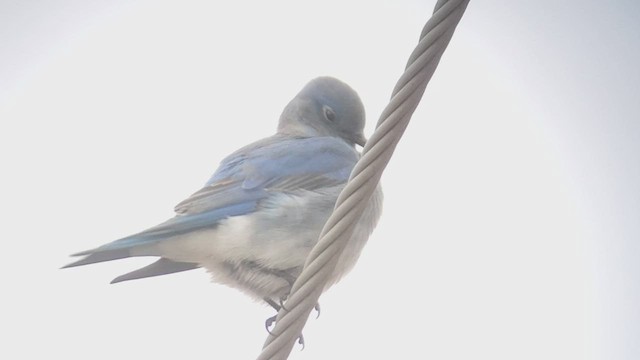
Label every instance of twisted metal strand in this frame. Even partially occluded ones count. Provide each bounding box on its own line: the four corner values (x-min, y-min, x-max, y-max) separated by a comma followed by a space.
257, 1, 470, 359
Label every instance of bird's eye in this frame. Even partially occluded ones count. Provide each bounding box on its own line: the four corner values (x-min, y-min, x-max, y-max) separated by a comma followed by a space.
323, 106, 336, 122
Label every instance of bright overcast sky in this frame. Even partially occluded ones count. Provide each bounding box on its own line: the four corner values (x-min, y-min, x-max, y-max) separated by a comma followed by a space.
1, 1, 639, 359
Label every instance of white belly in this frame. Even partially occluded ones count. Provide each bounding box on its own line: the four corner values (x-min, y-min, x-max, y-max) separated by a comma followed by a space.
154, 185, 383, 301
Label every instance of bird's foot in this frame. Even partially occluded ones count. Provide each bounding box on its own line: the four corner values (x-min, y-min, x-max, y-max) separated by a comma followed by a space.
265, 314, 277, 334
264, 313, 305, 350
262, 297, 312, 350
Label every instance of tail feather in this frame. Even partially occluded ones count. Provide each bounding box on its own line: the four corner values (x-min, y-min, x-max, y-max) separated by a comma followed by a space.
63, 233, 164, 269
111, 258, 200, 284
62, 249, 131, 268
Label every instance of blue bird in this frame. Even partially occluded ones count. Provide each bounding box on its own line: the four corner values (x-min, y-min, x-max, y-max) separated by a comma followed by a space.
64, 77, 383, 312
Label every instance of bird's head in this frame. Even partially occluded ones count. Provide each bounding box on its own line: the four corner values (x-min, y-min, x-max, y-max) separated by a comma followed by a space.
278, 77, 366, 147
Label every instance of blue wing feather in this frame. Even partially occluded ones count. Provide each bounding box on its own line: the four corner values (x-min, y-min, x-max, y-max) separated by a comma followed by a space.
65, 135, 358, 269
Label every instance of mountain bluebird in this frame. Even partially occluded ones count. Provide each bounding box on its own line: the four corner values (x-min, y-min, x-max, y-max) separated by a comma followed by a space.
65, 76, 383, 314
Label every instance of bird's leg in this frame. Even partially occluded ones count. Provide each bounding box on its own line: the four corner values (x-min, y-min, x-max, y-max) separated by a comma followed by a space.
269, 268, 298, 311
264, 297, 281, 312
270, 268, 323, 317
262, 267, 317, 349
264, 298, 281, 333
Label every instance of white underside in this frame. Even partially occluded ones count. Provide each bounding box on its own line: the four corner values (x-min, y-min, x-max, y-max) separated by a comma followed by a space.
142, 185, 383, 301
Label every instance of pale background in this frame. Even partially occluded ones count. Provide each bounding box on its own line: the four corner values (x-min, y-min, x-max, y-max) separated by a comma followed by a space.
1, 1, 638, 359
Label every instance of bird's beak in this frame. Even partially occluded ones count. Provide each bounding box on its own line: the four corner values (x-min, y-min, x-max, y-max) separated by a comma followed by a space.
354, 134, 367, 147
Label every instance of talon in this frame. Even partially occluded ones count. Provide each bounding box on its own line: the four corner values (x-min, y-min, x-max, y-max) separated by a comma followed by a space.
265, 315, 277, 334
314, 303, 321, 319
297, 334, 305, 350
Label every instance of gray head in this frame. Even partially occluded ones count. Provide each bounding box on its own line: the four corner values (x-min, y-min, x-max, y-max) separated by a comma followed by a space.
278, 77, 366, 146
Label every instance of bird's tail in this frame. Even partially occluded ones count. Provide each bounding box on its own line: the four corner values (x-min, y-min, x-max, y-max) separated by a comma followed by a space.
62, 247, 132, 268
62, 232, 200, 283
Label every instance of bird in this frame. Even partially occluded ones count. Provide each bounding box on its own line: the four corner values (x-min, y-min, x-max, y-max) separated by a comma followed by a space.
64, 76, 383, 318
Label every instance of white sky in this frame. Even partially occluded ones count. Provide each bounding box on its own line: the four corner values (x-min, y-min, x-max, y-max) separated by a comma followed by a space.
1, 1, 639, 359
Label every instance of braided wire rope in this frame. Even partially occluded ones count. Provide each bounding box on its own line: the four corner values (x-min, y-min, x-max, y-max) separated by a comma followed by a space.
257, 1, 470, 358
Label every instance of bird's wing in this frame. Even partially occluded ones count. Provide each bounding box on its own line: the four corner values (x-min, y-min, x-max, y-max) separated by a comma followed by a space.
65, 136, 358, 266
174, 135, 358, 215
